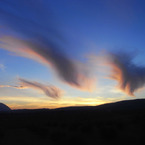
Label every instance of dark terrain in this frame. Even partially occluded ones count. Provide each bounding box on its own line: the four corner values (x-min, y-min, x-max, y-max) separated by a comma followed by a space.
1, 99, 145, 145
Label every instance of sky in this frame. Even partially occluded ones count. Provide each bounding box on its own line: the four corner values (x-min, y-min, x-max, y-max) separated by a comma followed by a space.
0, 0, 145, 109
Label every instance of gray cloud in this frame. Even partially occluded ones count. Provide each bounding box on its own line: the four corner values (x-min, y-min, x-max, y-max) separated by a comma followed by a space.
107, 52, 145, 96
0, 0, 94, 91
0, 64, 5, 71
0, 78, 63, 99
0, 85, 27, 89
19, 78, 63, 99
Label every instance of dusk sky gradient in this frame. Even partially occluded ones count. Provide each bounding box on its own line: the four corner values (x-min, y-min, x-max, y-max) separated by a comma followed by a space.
0, 0, 145, 109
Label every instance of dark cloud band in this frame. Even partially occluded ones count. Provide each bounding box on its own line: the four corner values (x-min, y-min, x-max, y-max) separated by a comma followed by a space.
0, 0, 94, 91
19, 78, 62, 99
107, 52, 145, 96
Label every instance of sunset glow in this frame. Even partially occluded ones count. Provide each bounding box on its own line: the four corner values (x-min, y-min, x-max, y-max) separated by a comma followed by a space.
0, 0, 145, 109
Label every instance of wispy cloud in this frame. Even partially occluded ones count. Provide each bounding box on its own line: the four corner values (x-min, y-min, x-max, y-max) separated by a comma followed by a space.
0, 78, 63, 99
0, 84, 27, 89
0, 0, 95, 91
0, 64, 5, 71
19, 78, 63, 99
107, 52, 145, 96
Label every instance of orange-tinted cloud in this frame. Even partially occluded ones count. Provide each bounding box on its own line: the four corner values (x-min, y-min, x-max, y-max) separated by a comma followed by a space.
0, 0, 95, 91
19, 78, 63, 99
107, 52, 145, 96
0, 36, 95, 91
0, 78, 63, 99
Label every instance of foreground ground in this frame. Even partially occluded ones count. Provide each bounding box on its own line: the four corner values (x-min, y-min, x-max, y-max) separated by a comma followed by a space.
0, 99, 145, 145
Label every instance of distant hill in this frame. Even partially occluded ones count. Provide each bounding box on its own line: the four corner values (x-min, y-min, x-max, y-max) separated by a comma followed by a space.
1, 99, 145, 145
96, 98, 145, 111
11, 98, 145, 113
55, 99, 145, 112
0, 103, 11, 112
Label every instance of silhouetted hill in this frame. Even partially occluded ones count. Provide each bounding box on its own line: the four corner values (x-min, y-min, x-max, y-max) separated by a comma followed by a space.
55, 98, 145, 112
1, 99, 145, 145
0, 103, 11, 112
10, 98, 145, 113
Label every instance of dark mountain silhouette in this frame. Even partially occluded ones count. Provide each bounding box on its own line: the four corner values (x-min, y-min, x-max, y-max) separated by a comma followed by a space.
11, 98, 145, 113
96, 98, 145, 110
1, 99, 145, 145
54, 98, 145, 111
0, 103, 11, 112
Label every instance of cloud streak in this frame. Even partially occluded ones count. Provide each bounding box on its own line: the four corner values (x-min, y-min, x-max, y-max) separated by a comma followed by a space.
0, 85, 27, 89
0, 64, 5, 71
0, 78, 62, 99
18, 78, 62, 99
0, 0, 95, 91
107, 52, 145, 96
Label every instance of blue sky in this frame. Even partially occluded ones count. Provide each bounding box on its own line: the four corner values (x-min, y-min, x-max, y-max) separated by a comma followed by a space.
0, 0, 145, 109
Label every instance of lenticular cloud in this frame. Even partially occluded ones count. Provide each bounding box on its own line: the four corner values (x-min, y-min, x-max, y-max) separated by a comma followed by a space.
19, 78, 62, 99
0, 0, 95, 91
107, 52, 145, 96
